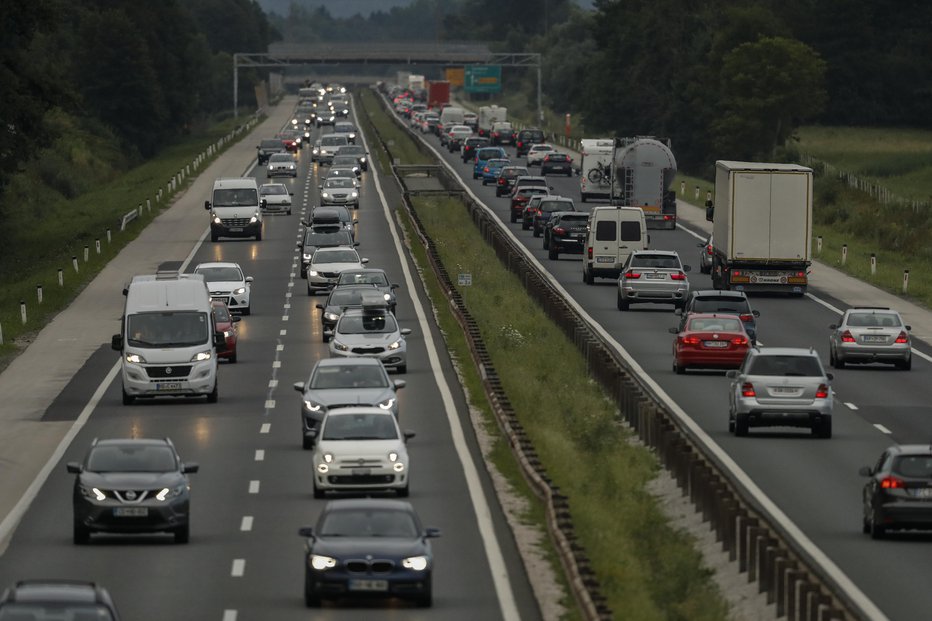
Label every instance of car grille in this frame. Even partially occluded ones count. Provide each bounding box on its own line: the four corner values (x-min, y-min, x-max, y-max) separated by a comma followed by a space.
112, 489, 151, 503
319, 271, 339, 279
210, 296, 231, 305
345, 559, 395, 573
328, 474, 395, 485
331, 193, 347, 199
338, 457, 383, 467
146, 365, 192, 378
351, 346, 386, 354
220, 218, 251, 227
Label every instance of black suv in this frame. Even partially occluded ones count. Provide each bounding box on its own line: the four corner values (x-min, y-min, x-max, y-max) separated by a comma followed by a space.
0, 580, 121, 619
67, 438, 199, 544
516, 128, 546, 157
257, 138, 285, 165
677, 290, 760, 343
544, 212, 588, 259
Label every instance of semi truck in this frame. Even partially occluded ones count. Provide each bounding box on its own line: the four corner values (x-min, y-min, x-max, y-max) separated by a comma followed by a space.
427, 80, 450, 109
579, 138, 614, 202
478, 105, 507, 137
610, 137, 678, 229
708, 161, 813, 295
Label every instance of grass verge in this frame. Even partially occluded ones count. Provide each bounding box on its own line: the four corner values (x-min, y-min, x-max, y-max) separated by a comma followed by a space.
359, 89, 729, 620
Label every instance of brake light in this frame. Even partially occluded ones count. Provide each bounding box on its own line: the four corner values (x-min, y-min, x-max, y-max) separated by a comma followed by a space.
741, 383, 756, 398
625, 271, 641, 279
588, 247, 593, 259
535, 209, 542, 216
815, 384, 830, 399
680, 335, 701, 345
739, 314, 753, 322
706, 245, 713, 255
895, 331, 909, 344
663, 215, 673, 220
498, 178, 505, 185
881, 476, 905, 489
731, 336, 748, 346
484, 167, 490, 172
733, 271, 742, 277
493, 132, 500, 137
840, 330, 855, 343
670, 272, 687, 281
553, 227, 566, 235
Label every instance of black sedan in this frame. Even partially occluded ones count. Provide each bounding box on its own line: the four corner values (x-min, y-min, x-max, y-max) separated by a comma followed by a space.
861, 445, 932, 538
67, 438, 198, 544
299, 499, 440, 607
0, 580, 121, 620
543, 211, 588, 260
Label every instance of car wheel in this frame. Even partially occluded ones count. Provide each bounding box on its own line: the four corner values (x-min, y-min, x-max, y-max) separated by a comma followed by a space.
230, 351, 237, 364
581, 194, 588, 203
896, 357, 912, 371
728, 414, 735, 433
302, 434, 314, 450
510, 211, 517, 223
543, 236, 549, 250
255, 228, 262, 241
617, 292, 629, 311
862, 513, 870, 534
415, 588, 432, 608
521, 219, 530, 230
533, 227, 540, 238
122, 385, 135, 406
583, 267, 593, 285
397, 484, 409, 498
307, 285, 314, 296
174, 522, 190, 544
828, 347, 835, 366
834, 355, 845, 370
313, 482, 325, 499
241, 305, 251, 316
548, 247, 558, 260
734, 414, 749, 437
73, 521, 90, 545
870, 513, 886, 540
210, 233, 218, 243
397, 364, 407, 374
674, 361, 685, 375
287, 209, 292, 215
814, 418, 832, 439
304, 571, 322, 607
206, 381, 218, 404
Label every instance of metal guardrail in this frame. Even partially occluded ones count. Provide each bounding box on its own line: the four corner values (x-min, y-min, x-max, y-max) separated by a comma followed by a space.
360, 88, 878, 621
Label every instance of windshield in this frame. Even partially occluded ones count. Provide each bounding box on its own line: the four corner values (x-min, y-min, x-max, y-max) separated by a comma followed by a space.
269, 154, 292, 162
212, 305, 231, 323
338, 313, 398, 335
0, 605, 115, 620
540, 201, 572, 212
322, 413, 398, 441
311, 364, 388, 389
260, 140, 282, 149
321, 136, 347, 146
747, 355, 823, 377
477, 148, 503, 160
332, 157, 357, 167
326, 288, 367, 307
87, 444, 176, 473
560, 215, 588, 224
304, 230, 351, 246
314, 250, 359, 264
260, 185, 287, 196
195, 266, 243, 282
324, 178, 355, 189
126, 311, 209, 348
212, 188, 258, 207
319, 509, 418, 538
338, 147, 364, 156
339, 272, 388, 286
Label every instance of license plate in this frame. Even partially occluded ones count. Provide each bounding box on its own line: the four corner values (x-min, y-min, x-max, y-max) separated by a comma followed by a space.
862, 335, 886, 343
596, 256, 614, 264
645, 273, 665, 279
156, 382, 182, 391
752, 275, 782, 283
351, 468, 371, 476
771, 387, 797, 394
704, 341, 728, 348
113, 507, 148, 517
349, 579, 388, 592
913, 488, 932, 498
228, 227, 243, 232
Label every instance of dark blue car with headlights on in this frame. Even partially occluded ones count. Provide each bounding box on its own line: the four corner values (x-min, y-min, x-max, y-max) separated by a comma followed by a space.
299, 499, 440, 607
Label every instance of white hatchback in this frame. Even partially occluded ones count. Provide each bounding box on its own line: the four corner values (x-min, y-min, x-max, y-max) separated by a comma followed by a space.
527, 144, 557, 166
307, 247, 368, 295
194, 262, 253, 315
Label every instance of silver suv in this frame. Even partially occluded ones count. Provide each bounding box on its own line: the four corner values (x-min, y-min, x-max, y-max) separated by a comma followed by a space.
829, 307, 912, 370
727, 347, 834, 438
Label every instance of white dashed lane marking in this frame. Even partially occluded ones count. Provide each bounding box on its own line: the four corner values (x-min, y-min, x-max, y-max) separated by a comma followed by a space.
268, 380, 278, 389
222, 610, 237, 621
240, 516, 253, 531
264, 400, 275, 409
845, 402, 859, 410
231, 559, 245, 577
260, 423, 270, 434
255, 450, 265, 461
248, 481, 260, 494
874, 424, 892, 434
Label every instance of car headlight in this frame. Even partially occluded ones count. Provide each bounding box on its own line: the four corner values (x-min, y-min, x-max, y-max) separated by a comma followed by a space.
317, 462, 329, 474
249, 215, 258, 223
303, 400, 323, 412
332, 340, 348, 352
213, 216, 222, 224
351, 191, 358, 198
360, 157, 366, 163
387, 339, 403, 350
81, 485, 107, 501
383, 293, 391, 302
393, 462, 405, 472
309, 270, 319, 277
156, 484, 186, 501
321, 192, 329, 198
233, 287, 246, 295
388, 451, 399, 462
349, 133, 356, 139
313, 148, 320, 155
292, 119, 298, 125
324, 312, 339, 321
191, 350, 212, 362
125, 353, 146, 364
268, 165, 273, 170
310, 555, 337, 570
303, 254, 312, 261
402, 556, 428, 571
379, 398, 396, 411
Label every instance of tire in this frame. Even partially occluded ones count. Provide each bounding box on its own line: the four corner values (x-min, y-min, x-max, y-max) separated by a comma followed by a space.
73, 521, 90, 545
543, 236, 549, 250
548, 247, 558, 260
255, 228, 262, 242
581, 194, 588, 203
313, 482, 325, 499
415, 589, 432, 608
583, 267, 593, 285
834, 356, 845, 370
870, 513, 886, 540
241, 305, 251, 316
304, 571, 322, 607
122, 385, 135, 406
510, 211, 517, 223
302, 434, 314, 450
397, 364, 407, 374
533, 227, 540, 238
230, 351, 237, 364
862, 514, 870, 534
307, 285, 314, 296
210, 233, 218, 243
829, 347, 836, 367
206, 381, 218, 404
734, 414, 749, 437
174, 522, 190, 544
674, 361, 685, 375
896, 357, 912, 371
287, 209, 292, 215
397, 484, 409, 498
521, 219, 530, 230
814, 418, 832, 439
617, 292, 629, 311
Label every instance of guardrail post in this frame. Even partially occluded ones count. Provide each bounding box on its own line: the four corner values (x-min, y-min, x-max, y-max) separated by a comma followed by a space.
775, 556, 790, 616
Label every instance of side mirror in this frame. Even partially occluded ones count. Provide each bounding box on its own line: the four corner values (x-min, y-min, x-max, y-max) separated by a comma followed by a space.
296, 241, 303, 248
261, 199, 267, 208
318, 185, 323, 190
906, 325, 912, 331
111, 334, 123, 351
204, 201, 211, 210
404, 430, 416, 442
725, 370, 739, 379
697, 242, 704, 248
289, 192, 294, 196
245, 276, 254, 283
682, 265, 692, 272
393, 379, 406, 390
315, 304, 324, 310
293, 381, 305, 393
361, 258, 369, 264
213, 332, 228, 352
182, 462, 200, 474
323, 329, 334, 338
390, 284, 399, 290
752, 310, 760, 317
66, 462, 83, 474
668, 327, 678, 334
353, 242, 360, 247
424, 527, 442, 539
829, 324, 837, 330
826, 373, 834, 381
232, 316, 241, 323
298, 526, 315, 539
400, 328, 412, 336
858, 466, 873, 477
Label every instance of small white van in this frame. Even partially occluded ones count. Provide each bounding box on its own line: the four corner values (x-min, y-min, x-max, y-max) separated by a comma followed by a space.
583, 206, 648, 284
112, 270, 224, 405
439, 106, 465, 129
204, 177, 263, 242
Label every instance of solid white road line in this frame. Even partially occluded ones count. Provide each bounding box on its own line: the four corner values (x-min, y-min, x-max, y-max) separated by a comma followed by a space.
240, 516, 253, 531
357, 100, 521, 621
873, 424, 892, 434
231, 559, 245, 577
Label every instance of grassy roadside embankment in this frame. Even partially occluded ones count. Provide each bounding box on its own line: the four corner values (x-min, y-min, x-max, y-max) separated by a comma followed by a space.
358, 87, 730, 620
0, 115, 259, 365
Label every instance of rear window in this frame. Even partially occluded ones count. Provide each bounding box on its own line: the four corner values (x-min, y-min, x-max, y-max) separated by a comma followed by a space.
691, 297, 749, 314
477, 148, 503, 160
620, 221, 641, 242
540, 201, 573, 212
560, 215, 588, 224
846, 312, 901, 327
893, 456, 932, 478
595, 220, 616, 241
746, 355, 822, 377
630, 254, 680, 269
260, 140, 283, 148
520, 130, 544, 141
546, 153, 570, 162
688, 317, 743, 332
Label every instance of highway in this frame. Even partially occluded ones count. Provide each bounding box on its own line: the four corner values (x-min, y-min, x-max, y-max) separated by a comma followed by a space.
399, 105, 932, 621
0, 100, 540, 620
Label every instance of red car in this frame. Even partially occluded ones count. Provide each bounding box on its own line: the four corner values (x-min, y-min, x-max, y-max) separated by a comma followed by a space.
211, 301, 240, 363
509, 187, 550, 223
670, 313, 749, 374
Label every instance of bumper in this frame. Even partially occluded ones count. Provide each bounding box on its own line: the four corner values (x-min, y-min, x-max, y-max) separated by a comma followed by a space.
551, 237, 585, 253
877, 502, 932, 528
211, 221, 261, 240
75, 498, 189, 534
320, 196, 358, 207
307, 274, 338, 292
732, 405, 832, 429
676, 351, 746, 368
218, 336, 237, 359
542, 165, 572, 175
263, 202, 291, 213
837, 344, 910, 363
314, 469, 407, 492
267, 168, 297, 177
209, 293, 250, 312
307, 569, 430, 601
329, 347, 407, 371
121, 361, 216, 397
620, 285, 688, 304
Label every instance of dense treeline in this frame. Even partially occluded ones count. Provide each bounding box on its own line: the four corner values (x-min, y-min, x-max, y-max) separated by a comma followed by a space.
267, 0, 446, 44
1, 0, 276, 200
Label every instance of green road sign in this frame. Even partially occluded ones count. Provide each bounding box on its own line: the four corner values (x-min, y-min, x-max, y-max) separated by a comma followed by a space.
464, 65, 502, 94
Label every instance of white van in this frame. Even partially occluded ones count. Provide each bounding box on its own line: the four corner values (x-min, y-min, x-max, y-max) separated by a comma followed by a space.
439, 106, 465, 130
204, 177, 263, 242
478, 105, 507, 136
112, 270, 224, 405
579, 138, 615, 202
583, 206, 648, 284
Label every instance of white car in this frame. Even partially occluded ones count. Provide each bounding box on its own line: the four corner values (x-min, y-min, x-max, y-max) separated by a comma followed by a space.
319, 178, 359, 208
527, 144, 557, 166
307, 247, 368, 295
312, 406, 413, 497
194, 262, 253, 315
258, 183, 293, 215
328, 302, 411, 373
267, 153, 297, 178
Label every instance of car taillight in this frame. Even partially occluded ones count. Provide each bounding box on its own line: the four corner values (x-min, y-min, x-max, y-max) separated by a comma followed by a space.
670, 272, 687, 280
498, 178, 505, 185
625, 271, 641, 279
741, 383, 756, 397
535, 209, 542, 215
484, 167, 490, 172
731, 336, 748, 346
881, 476, 905, 489
739, 314, 753, 322
588, 247, 593, 259
840, 330, 855, 343
680, 335, 701, 345
663, 215, 673, 220
553, 227, 566, 235
706, 245, 713, 255
895, 331, 909, 344
493, 132, 499, 137
815, 384, 830, 399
